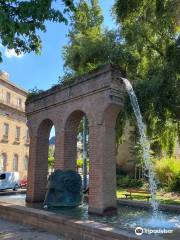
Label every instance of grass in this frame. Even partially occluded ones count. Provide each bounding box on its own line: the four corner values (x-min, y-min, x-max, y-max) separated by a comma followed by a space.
116, 187, 180, 205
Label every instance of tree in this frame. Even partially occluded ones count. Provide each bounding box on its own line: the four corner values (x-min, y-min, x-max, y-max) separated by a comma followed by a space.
113, 0, 180, 117
62, 0, 127, 78
113, 0, 180, 156
48, 146, 55, 170
63, 0, 103, 76
62, 0, 180, 157
0, 0, 74, 62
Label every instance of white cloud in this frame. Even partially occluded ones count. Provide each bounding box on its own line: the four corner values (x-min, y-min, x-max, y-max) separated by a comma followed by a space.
4, 48, 24, 58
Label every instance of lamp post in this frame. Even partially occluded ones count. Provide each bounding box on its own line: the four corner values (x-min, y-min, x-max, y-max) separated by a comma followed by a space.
82, 116, 88, 190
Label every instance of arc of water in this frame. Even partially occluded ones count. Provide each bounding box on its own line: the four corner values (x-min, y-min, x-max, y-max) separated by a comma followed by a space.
121, 78, 159, 216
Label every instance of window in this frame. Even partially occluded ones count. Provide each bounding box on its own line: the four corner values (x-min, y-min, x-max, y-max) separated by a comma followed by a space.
6, 92, 11, 104
15, 127, 20, 140
17, 98, 22, 108
24, 156, 28, 170
0, 153, 7, 172
3, 123, 9, 138
13, 154, 18, 171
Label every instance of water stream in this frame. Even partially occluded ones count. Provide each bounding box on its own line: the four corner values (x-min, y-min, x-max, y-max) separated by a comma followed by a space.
122, 78, 159, 217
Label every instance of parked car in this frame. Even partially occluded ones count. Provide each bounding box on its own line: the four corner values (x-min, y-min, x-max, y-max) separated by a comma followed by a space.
20, 179, 27, 189
0, 172, 20, 191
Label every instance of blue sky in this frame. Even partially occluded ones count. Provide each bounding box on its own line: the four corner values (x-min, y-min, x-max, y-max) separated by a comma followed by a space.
0, 0, 116, 92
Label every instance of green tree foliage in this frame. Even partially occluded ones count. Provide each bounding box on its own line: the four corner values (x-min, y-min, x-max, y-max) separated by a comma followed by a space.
155, 157, 180, 191
48, 146, 55, 169
63, 0, 103, 75
0, 0, 74, 62
62, 0, 126, 78
113, 0, 180, 115
113, 0, 180, 156
63, 0, 179, 157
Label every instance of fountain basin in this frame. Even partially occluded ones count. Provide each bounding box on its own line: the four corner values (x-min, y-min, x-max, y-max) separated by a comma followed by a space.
118, 199, 180, 213
0, 194, 179, 239
0, 201, 146, 240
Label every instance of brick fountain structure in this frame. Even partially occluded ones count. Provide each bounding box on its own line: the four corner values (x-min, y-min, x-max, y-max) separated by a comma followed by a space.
26, 64, 125, 216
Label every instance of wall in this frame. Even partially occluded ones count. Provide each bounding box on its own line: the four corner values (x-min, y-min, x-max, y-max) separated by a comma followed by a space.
116, 121, 136, 175
0, 71, 29, 179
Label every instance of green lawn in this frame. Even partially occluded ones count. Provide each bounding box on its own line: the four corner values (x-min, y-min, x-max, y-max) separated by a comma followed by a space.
116, 188, 180, 205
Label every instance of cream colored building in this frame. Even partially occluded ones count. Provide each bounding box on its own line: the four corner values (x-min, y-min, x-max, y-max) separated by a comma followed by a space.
0, 71, 29, 180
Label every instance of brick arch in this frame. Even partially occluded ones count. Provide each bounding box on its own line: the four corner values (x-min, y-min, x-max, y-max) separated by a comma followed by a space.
64, 110, 85, 131
35, 117, 55, 134
26, 64, 125, 214
101, 104, 122, 128
37, 118, 54, 137
61, 105, 94, 128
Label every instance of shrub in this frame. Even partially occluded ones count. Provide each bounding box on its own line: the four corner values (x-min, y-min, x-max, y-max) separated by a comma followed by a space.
26, 87, 44, 102
77, 159, 83, 168
116, 174, 143, 188
155, 157, 180, 192
76, 159, 89, 169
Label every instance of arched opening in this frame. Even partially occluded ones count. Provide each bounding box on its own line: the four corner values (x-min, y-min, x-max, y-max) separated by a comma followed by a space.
49, 126, 55, 175
64, 110, 89, 190
0, 153, 7, 172
31, 119, 54, 201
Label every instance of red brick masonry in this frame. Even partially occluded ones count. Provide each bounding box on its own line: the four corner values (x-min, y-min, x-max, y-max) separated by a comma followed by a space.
26, 64, 125, 215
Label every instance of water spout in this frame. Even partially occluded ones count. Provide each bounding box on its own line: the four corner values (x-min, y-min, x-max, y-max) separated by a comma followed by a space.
122, 78, 158, 217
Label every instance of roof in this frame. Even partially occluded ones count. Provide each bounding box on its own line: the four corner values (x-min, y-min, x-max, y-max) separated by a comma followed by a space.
0, 71, 28, 95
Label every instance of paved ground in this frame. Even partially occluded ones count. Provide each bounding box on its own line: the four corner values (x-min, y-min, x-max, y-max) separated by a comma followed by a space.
0, 218, 65, 240
0, 189, 26, 196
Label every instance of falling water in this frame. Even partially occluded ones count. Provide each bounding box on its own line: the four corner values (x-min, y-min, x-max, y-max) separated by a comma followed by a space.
122, 78, 159, 217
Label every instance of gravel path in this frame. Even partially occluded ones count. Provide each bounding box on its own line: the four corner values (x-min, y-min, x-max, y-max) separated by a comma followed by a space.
0, 218, 64, 240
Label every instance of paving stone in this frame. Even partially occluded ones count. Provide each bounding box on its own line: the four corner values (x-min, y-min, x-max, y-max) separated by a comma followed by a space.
0, 218, 64, 240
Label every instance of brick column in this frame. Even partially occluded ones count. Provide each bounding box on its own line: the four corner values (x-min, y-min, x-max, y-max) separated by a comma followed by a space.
54, 129, 77, 171
88, 124, 117, 215
64, 129, 77, 170
26, 135, 38, 202
26, 132, 49, 202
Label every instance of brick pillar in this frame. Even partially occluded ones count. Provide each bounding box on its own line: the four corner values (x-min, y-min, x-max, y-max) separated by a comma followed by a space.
26, 131, 49, 202
88, 124, 117, 215
64, 129, 77, 170
26, 135, 37, 202
54, 129, 77, 171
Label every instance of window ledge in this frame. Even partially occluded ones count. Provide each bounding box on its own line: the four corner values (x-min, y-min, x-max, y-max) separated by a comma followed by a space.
1, 135, 9, 142
1, 138, 9, 143
13, 140, 20, 145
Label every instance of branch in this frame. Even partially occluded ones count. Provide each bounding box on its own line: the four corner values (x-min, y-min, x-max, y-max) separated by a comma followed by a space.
141, 33, 165, 58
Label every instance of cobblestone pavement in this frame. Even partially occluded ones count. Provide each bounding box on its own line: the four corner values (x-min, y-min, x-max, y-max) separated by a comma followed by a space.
0, 218, 64, 240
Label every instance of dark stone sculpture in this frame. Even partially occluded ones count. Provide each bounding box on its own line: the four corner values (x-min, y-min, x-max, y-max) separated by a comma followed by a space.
44, 169, 82, 207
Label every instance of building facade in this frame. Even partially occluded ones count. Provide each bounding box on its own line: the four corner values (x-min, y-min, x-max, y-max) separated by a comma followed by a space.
0, 71, 29, 180
116, 122, 180, 176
